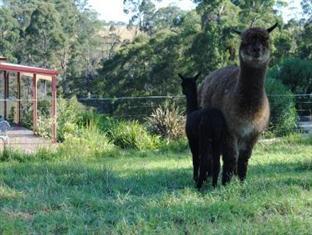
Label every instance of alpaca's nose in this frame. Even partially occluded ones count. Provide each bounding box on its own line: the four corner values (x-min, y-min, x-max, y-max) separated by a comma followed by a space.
253, 47, 261, 56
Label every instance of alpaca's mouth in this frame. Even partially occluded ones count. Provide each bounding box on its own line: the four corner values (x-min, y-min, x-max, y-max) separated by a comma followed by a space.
241, 51, 269, 65
253, 57, 262, 61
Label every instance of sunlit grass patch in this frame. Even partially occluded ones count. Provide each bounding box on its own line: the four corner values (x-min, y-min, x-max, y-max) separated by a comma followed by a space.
0, 184, 24, 200
0, 135, 311, 233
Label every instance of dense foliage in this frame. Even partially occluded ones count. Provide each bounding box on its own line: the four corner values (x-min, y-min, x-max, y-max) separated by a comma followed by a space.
106, 120, 160, 150
0, 0, 311, 98
274, 58, 312, 94
94, 0, 311, 98
265, 76, 297, 136
1, 0, 311, 138
0, 0, 104, 96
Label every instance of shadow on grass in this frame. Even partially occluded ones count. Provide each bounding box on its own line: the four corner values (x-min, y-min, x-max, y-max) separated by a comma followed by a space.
1, 157, 311, 199
0, 158, 311, 233
0, 162, 193, 197
249, 159, 312, 174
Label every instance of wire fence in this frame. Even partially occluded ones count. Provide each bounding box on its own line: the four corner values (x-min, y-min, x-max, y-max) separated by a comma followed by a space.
0, 94, 310, 152
79, 95, 186, 120
294, 94, 312, 118
78, 94, 312, 120
0, 94, 311, 120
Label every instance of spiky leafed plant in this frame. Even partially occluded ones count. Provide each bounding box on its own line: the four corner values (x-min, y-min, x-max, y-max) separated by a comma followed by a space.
147, 102, 185, 140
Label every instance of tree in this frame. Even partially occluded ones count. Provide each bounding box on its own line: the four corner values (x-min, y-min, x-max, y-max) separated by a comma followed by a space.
149, 6, 185, 32
63, 8, 103, 96
124, 0, 164, 34
301, 0, 312, 22
1, 0, 105, 96
24, 2, 64, 67
297, 0, 312, 59
0, 7, 20, 62
275, 58, 312, 94
298, 23, 312, 59
191, 0, 241, 72
94, 10, 201, 97
3, 0, 38, 29
231, 0, 282, 26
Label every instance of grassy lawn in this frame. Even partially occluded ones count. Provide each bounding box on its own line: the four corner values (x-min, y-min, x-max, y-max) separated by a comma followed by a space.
0, 138, 311, 234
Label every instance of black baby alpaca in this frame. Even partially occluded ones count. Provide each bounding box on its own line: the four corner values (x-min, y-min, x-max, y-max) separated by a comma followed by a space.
180, 73, 228, 188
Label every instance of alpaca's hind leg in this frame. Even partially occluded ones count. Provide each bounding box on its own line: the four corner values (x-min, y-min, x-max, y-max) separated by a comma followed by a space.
206, 160, 213, 178
212, 149, 221, 187
192, 153, 199, 182
197, 155, 211, 189
197, 143, 212, 189
189, 141, 199, 182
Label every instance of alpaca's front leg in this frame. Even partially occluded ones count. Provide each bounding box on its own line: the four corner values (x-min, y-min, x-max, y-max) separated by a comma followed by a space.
222, 136, 238, 185
197, 143, 213, 189
237, 148, 252, 181
237, 138, 257, 181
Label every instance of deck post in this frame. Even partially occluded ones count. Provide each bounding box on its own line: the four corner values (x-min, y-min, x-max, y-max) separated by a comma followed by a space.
51, 75, 57, 143
3, 71, 8, 119
17, 72, 21, 124
32, 74, 37, 132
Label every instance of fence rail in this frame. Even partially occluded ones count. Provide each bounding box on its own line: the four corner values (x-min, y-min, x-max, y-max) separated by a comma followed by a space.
0, 94, 310, 149
77, 94, 312, 119
0, 94, 311, 120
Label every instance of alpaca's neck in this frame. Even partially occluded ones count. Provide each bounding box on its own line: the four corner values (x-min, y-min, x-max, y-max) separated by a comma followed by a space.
185, 89, 198, 114
236, 60, 268, 112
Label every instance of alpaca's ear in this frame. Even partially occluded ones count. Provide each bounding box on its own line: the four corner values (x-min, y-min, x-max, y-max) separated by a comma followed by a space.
194, 72, 201, 80
178, 73, 184, 80
267, 23, 278, 33
233, 29, 241, 35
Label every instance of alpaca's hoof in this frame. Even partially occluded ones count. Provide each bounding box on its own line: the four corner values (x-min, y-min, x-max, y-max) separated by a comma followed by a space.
222, 177, 230, 186
193, 175, 198, 182
203, 173, 208, 181
196, 181, 203, 190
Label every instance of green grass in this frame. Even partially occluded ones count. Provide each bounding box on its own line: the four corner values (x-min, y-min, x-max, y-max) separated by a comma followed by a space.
0, 137, 311, 234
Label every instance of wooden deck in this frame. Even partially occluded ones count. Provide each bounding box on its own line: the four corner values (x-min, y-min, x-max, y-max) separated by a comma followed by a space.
298, 116, 312, 134
0, 126, 56, 153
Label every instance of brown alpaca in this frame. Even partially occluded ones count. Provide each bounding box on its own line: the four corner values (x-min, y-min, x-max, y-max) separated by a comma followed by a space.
199, 24, 278, 184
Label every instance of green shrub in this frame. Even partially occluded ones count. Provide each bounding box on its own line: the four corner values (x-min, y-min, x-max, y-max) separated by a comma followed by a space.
0, 148, 32, 162
35, 116, 52, 138
20, 100, 51, 130
158, 137, 189, 153
8, 106, 16, 123
108, 120, 160, 150
276, 58, 312, 94
21, 96, 92, 142
265, 74, 297, 136
59, 122, 115, 159
20, 102, 32, 129
270, 58, 312, 116
38, 99, 51, 117
147, 102, 185, 140
57, 97, 88, 142
92, 115, 117, 133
